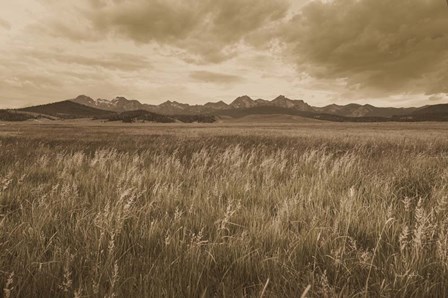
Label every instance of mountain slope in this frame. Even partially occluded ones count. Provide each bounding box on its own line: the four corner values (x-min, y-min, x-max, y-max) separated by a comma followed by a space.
19, 100, 113, 119
212, 106, 421, 122
204, 101, 229, 110
97, 109, 216, 123
214, 106, 311, 118
270, 95, 314, 112
98, 110, 175, 123
0, 110, 43, 121
393, 104, 448, 121
220, 114, 324, 123
316, 104, 417, 117
230, 95, 257, 109
212, 106, 347, 121
412, 104, 448, 115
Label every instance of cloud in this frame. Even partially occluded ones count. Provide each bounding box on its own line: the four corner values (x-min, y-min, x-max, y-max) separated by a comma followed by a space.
23, 49, 151, 71
0, 44, 152, 107
2, 0, 445, 107
0, 18, 10, 30
41, 0, 290, 63
279, 0, 448, 96
428, 93, 448, 102
190, 71, 244, 84
39, 21, 99, 42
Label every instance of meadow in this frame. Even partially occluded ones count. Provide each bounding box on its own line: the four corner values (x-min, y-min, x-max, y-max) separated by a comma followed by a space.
1, 121, 448, 297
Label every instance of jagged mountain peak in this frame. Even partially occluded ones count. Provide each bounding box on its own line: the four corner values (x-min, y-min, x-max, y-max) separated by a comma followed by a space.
272, 95, 293, 103
204, 100, 229, 108
72, 95, 98, 107
112, 96, 131, 102
230, 95, 256, 108
273, 95, 288, 100
271, 95, 313, 111
160, 100, 189, 106
233, 95, 254, 103
272, 95, 305, 102
324, 103, 341, 108
75, 94, 93, 101
271, 95, 295, 108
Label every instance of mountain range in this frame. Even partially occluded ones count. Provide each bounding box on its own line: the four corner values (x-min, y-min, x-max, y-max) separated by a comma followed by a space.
71, 94, 448, 121
71, 94, 423, 118
0, 94, 447, 122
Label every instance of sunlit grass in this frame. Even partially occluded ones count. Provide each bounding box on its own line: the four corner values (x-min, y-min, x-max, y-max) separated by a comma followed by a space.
1, 126, 448, 297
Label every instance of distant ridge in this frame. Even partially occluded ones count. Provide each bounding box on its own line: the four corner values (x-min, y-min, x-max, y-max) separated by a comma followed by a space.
412, 104, 448, 116
19, 100, 112, 119
1, 94, 447, 123
70, 94, 447, 121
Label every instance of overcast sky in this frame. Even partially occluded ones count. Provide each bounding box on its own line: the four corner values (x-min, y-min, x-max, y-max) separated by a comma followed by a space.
0, 0, 447, 108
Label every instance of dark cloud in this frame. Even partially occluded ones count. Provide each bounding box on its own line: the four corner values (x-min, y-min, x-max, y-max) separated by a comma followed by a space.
190, 71, 244, 84
89, 1, 203, 43
47, 0, 290, 63
279, 0, 448, 95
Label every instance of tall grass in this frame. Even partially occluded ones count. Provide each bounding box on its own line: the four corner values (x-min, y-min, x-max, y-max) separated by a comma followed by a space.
0, 130, 447, 297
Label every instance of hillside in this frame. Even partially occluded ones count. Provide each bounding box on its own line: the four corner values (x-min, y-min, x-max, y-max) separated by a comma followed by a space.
98, 109, 216, 123
386, 104, 448, 121
214, 106, 312, 118
316, 104, 417, 117
412, 104, 448, 116
98, 110, 175, 123
212, 106, 392, 122
19, 100, 113, 119
0, 110, 40, 121
220, 114, 324, 123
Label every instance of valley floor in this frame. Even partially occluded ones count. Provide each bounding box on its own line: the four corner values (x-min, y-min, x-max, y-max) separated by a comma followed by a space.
1, 121, 448, 297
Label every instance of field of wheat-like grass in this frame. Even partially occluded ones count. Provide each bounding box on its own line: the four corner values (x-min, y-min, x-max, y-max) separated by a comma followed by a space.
1, 123, 448, 297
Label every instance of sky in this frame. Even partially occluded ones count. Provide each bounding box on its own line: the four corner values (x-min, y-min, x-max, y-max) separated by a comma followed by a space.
0, 0, 447, 108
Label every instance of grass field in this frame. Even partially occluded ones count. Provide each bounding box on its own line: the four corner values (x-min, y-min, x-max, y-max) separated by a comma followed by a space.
1, 121, 448, 297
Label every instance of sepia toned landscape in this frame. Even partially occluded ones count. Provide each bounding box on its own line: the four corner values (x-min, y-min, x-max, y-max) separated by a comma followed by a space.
1, 0, 448, 297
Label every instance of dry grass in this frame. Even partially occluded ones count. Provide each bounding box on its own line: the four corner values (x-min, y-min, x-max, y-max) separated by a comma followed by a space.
0, 121, 448, 297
